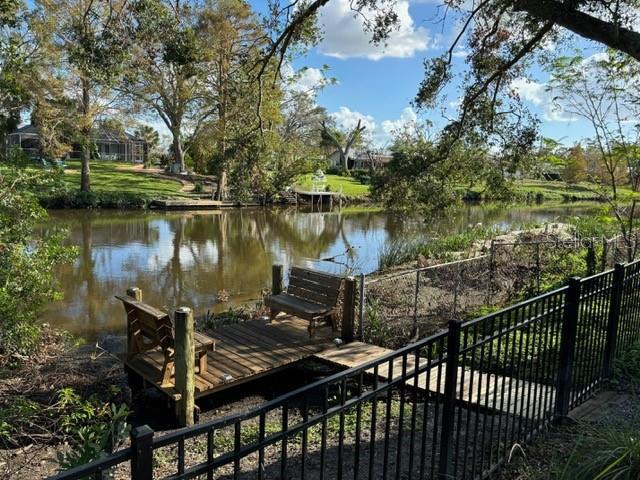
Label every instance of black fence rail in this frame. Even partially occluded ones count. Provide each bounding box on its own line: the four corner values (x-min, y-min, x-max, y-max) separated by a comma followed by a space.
48, 260, 640, 480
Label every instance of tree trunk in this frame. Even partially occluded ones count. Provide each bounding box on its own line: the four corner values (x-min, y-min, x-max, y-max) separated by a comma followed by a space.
172, 130, 185, 173
80, 79, 91, 192
216, 170, 227, 201
341, 150, 349, 171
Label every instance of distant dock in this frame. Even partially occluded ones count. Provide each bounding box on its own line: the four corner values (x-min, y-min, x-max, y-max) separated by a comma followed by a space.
151, 198, 222, 210
294, 188, 342, 208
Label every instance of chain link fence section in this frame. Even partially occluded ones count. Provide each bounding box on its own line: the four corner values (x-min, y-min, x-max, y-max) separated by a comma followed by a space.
360, 256, 490, 348
360, 234, 640, 349
603, 231, 640, 269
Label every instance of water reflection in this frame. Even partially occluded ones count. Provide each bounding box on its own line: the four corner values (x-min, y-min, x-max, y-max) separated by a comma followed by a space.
41, 204, 594, 339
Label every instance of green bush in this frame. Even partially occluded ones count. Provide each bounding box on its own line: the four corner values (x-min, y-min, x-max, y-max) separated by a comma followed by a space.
39, 189, 152, 209
0, 163, 77, 356
350, 168, 372, 184
560, 411, 640, 480
614, 342, 640, 384
56, 387, 130, 471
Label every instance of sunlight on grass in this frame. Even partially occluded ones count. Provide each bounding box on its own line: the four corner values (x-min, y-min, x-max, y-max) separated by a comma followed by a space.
295, 173, 370, 197
62, 161, 184, 197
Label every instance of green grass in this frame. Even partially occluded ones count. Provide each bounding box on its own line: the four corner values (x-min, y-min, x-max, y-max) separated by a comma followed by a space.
61, 161, 184, 198
512, 180, 634, 201
462, 179, 634, 203
295, 173, 371, 198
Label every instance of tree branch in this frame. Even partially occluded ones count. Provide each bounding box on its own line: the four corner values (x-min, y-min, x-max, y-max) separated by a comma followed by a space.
514, 0, 640, 61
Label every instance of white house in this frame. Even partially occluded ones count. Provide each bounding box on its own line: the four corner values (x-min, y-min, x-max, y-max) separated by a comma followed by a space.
327, 149, 393, 170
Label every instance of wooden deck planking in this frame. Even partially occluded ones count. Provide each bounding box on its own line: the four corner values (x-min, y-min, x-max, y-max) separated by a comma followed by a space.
126, 316, 336, 400
314, 342, 555, 420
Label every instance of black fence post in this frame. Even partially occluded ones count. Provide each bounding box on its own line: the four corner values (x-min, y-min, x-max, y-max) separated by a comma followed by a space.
131, 425, 154, 480
554, 276, 581, 419
603, 263, 625, 378
438, 320, 461, 478
342, 276, 356, 343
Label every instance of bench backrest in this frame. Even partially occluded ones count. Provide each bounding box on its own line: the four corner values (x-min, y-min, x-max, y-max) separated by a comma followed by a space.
287, 266, 343, 308
115, 296, 174, 352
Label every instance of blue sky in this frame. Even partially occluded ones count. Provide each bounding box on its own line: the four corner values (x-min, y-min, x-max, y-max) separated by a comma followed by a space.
257, 0, 607, 148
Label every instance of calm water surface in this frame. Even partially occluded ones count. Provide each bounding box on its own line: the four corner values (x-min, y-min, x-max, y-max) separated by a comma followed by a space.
41, 204, 594, 339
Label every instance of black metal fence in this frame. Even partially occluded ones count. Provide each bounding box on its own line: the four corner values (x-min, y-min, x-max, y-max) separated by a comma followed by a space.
48, 259, 640, 480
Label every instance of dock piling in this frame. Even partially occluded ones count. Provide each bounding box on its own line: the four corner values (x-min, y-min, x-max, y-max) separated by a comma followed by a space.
342, 277, 356, 343
174, 307, 195, 427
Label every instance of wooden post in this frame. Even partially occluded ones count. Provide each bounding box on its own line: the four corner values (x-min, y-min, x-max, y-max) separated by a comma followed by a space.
272, 264, 284, 295
358, 273, 366, 341
342, 276, 356, 342
174, 307, 195, 427
603, 263, 625, 378
555, 277, 581, 419
438, 320, 461, 478
126, 288, 142, 360
131, 425, 153, 480
127, 287, 142, 301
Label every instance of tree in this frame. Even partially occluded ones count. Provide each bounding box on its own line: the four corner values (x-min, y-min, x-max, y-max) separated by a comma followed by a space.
124, 0, 209, 174
320, 119, 366, 171
563, 144, 588, 184
0, 161, 76, 355
35, 0, 131, 192
549, 50, 640, 260
135, 125, 160, 167
196, 0, 279, 200
0, 0, 36, 142
261, 2, 640, 180
371, 123, 487, 213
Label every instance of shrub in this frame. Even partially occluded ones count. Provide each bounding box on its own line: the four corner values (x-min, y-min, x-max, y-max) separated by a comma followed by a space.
560, 411, 640, 480
39, 189, 152, 209
0, 164, 77, 356
56, 387, 130, 471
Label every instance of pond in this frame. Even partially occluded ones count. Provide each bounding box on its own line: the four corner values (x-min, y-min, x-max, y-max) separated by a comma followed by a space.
41, 204, 595, 339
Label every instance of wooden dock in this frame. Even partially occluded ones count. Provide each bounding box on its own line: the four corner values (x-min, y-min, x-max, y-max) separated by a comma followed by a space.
127, 317, 336, 400
314, 342, 555, 419
151, 198, 222, 210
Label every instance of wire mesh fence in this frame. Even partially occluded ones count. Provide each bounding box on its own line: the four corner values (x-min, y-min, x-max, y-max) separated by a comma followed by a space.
360, 235, 639, 349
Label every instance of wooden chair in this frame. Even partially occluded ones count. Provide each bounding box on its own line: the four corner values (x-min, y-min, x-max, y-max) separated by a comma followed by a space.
264, 266, 344, 337
116, 296, 215, 387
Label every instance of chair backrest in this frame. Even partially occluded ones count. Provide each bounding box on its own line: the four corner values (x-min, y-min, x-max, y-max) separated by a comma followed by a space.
115, 296, 174, 351
287, 266, 344, 308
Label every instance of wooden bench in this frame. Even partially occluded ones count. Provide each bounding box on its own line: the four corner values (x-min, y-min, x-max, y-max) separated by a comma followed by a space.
264, 266, 344, 337
116, 296, 215, 387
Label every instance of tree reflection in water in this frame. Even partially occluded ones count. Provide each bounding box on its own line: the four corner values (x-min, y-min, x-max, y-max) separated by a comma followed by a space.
41, 204, 593, 340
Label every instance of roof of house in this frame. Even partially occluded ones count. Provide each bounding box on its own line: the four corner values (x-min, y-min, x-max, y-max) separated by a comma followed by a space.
8, 124, 145, 143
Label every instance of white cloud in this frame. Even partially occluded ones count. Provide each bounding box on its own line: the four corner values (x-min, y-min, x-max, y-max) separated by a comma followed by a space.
381, 107, 418, 136
451, 47, 470, 59
330, 106, 418, 146
511, 77, 577, 122
288, 66, 333, 96
318, 0, 431, 60
330, 106, 377, 132
511, 78, 546, 106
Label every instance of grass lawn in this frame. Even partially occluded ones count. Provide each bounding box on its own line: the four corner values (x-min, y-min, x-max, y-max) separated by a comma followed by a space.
61, 161, 185, 198
512, 179, 632, 201
295, 173, 371, 198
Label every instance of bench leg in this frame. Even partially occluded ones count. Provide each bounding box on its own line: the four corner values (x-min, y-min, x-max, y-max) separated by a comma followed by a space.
329, 314, 338, 332
161, 358, 174, 387
308, 321, 316, 338
198, 352, 208, 374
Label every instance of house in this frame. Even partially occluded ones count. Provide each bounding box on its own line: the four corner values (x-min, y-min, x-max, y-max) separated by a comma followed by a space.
327, 149, 393, 170
5, 124, 147, 163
